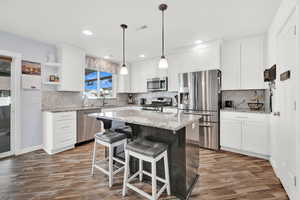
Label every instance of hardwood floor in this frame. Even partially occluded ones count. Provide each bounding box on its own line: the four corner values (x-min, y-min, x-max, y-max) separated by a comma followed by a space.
0, 142, 288, 200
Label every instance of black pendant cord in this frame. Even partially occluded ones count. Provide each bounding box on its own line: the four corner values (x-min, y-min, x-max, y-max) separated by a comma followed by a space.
159, 4, 167, 59
123, 26, 125, 66
121, 24, 128, 67
161, 10, 165, 58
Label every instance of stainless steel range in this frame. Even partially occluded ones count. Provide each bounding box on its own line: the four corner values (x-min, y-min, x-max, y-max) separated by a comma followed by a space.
178, 69, 221, 150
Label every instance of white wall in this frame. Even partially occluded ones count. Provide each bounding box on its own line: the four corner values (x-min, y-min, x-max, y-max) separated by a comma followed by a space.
0, 31, 56, 151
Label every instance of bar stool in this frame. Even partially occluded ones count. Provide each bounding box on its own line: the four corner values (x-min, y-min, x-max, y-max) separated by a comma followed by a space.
122, 139, 171, 200
91, 120, 127, 188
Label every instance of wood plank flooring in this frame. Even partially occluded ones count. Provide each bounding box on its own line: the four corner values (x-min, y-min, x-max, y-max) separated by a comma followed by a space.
0, 142, 288, 200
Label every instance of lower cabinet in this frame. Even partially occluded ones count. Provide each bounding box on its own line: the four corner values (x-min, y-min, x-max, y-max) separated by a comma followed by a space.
220, 118, 242, 150
220, 111, 270, 158
43, 111, 77, 154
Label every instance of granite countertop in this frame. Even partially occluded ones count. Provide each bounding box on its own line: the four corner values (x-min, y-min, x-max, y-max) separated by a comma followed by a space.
221, 108, 271, 114
42, 105, 132, 112
88, 108, 202, 131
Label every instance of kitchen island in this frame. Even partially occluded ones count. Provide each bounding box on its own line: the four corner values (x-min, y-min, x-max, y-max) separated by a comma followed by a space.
89, 108, 201, 200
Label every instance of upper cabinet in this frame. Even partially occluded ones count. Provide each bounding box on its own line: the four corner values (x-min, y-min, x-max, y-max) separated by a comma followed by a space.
240, 37, 265, 89
130, 60, 168, 93
57, 44, 85, 92
221, 40, 241, 90
130, 41, 221, 93
221, 35, 266, 90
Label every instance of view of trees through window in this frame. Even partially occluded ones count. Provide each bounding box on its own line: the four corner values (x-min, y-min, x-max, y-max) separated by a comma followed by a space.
84, 68, 113, 98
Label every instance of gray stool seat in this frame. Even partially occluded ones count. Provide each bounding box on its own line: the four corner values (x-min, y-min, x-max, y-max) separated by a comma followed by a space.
114, 126, 133, 139
95, 130, 127, 144
126, 139, 168, 158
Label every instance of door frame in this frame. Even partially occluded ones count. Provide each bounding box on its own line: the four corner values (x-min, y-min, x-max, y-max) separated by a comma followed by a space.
296, 3, 300, 200
0, 50, 21, 158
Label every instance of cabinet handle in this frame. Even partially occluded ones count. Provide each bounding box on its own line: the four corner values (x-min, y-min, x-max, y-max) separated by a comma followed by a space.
273, 112, 280, 116
237, 116, 248, 119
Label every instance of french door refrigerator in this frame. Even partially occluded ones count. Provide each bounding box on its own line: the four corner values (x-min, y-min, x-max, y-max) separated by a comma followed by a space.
178, 69, 221, 150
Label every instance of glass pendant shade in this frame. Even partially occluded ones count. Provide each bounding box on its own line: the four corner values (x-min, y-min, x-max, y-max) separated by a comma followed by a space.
120, 64, 128, 75
158, 56, 168, 69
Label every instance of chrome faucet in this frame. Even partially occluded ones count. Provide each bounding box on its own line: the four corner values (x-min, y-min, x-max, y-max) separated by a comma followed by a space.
100, 93, 108, 107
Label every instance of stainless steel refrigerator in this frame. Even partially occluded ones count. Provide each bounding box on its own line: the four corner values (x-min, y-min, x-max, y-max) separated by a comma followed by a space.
178, 69, 221, 150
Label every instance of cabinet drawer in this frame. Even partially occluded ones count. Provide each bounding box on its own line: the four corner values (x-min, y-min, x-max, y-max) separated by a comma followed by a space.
221, 111, 269, 121
53, 111, 76, 121
54, 131, 75, 146
54, 119, 75, 130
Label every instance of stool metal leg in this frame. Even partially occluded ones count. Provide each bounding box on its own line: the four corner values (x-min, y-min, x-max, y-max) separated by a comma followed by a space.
139, 159, 143, 182
122, 150, 130, 196
91, 141, 97, 176
108, 144, 113, 188
163, 151, 171, 195
151, 160, 157, 200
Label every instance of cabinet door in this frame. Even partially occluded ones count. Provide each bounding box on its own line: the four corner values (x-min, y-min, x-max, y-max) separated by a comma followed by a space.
220, 118, 242, 149
167, 55, 180, 92
221, 41, 241, 90
240, 36, 265, 89
242, 120, 269, 155
58, 44, 85, 92
130, 64, 141, 93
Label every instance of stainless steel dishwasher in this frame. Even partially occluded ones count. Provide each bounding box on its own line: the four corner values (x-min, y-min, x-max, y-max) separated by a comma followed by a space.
77, 109, 102, 143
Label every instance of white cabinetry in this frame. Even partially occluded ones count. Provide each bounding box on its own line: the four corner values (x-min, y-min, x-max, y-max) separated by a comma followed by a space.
242, 120, 269, 155
240, 37, 264, 89
221, 40, 241, 90
57, 44, 85, 92
130, 63, 146, 93
220, 111, 270, 158
130, 41, 221, 93
221, 35, 265, 90
220, 118, 242, 149
43, 111, 77, 154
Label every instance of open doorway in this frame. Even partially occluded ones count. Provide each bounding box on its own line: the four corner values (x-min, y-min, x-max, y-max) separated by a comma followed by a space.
0, 50, 21, 159
0, 56, 12, 155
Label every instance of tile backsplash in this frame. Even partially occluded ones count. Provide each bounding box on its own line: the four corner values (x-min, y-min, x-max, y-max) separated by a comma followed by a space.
132, 91, 178, 105
42, 91, 128, 110
222, 89, 270, 112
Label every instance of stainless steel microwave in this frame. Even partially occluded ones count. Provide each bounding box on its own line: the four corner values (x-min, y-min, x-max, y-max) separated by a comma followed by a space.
147, 77, 168, 92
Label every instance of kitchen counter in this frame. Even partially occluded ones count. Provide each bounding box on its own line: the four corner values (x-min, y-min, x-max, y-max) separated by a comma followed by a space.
41, 105, 131, 112
89, 107, 200, 199
221, 108, 271, 114
89, 108, 201, 131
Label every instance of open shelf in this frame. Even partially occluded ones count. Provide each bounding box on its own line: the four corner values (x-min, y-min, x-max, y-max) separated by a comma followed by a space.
43, 81, 60, 85
44, 62, 62, 67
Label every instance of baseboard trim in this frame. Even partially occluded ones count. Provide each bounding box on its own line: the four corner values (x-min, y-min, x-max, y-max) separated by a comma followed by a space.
221, 146, 270, 160
16, 145, 43, 155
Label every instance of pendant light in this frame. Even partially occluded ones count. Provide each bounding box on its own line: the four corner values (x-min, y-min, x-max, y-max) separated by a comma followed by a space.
120, 24, 128, 75
158, 4, 168, 69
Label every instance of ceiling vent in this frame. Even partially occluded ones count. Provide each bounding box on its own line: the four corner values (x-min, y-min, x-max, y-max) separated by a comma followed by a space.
136, 25, 148, 31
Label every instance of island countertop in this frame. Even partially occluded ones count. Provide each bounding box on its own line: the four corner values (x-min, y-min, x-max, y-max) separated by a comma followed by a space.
88, 108, 202, 131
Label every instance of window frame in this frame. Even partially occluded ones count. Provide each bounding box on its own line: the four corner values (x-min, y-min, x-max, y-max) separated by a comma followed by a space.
84, 67, 116, 99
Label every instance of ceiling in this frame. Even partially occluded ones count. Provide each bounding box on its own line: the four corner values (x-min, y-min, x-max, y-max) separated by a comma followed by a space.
0, 0, 282, 63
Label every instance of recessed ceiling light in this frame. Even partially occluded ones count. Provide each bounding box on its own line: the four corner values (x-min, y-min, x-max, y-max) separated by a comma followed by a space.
82, 29, 93, 36
139, 54, 146, 58
194, 40, 203, 44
